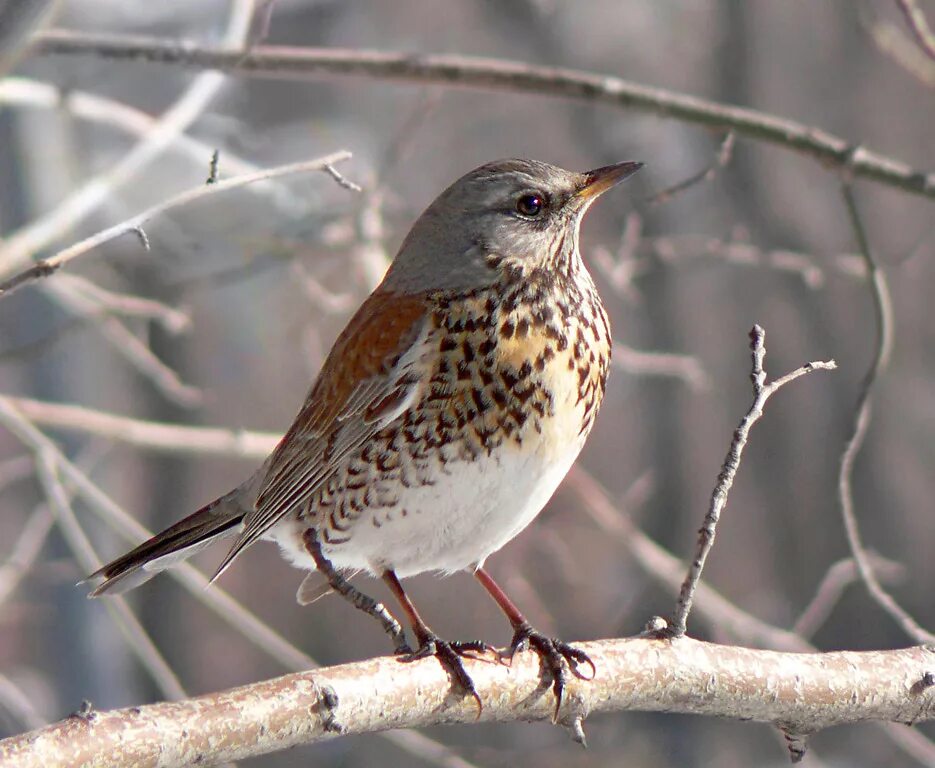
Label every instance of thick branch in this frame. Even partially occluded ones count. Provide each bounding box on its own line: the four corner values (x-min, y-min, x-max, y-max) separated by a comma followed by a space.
1, 638, 934, 767
31, 30, 935, 200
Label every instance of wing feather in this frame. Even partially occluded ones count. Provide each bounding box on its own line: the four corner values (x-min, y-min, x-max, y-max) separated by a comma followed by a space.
211, 291, 434, 580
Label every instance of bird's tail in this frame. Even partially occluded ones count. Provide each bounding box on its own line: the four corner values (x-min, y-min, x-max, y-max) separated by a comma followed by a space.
84, 482, 254, 597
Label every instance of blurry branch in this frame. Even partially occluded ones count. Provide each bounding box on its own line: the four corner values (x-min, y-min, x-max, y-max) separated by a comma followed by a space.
793, 553, 907, 639
33, 452, 188, 701
0, 398, 478, 768
612, 345, 710, 390
0, 0, 255, 277
7, 395, 277, 458
864, 14, 935, 86
0, 151, 355, 297
837, 183, 935, 645
567, 466, 813, 652
566, 466, 935, 767
591, 215, 861, 293
896, 0, 935, 62
646, 131, 735, 205
30, 30, 935, 201
665, 325, 836, 638
0, 503, 52, 609
0, 675, 45, 731
2, 638, 935, 768
0, 78, 298, 207
0, 0, 59, 76
53, 274, 191, 334
40, 279, 204, 407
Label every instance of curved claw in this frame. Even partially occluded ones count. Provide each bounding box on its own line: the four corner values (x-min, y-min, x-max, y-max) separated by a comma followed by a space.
508, 626, 595, 722
397, 635, 484, 715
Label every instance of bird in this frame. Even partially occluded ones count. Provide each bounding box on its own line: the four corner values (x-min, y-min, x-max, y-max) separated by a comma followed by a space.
86, 157, 643, 712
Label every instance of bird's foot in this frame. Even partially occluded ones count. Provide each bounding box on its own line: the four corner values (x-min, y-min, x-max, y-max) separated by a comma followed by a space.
505, 623, 595, 721
397, 635, 496, 713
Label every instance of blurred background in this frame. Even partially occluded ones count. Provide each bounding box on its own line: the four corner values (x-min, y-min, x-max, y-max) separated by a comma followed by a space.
2, 1, 935, 766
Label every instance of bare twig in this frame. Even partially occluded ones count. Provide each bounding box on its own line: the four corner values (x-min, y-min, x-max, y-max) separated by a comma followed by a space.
566, 465, 813, 652
612, 344, 710, 390
0, 151, 355, 298
40, 280, 203, 407
0, 0, 258, 408
2, 638, 934, 768
0, 675, 45, 731
793, 553, 907, 639
206, 149, 220, 184
0, 0, 60, 76
863, 14, 935, 87
566, 466, 935, 767
0, 2, 256, 277
33, 452, 187, 701
897, 0, 935, 62
7, 396, 276, 458
0, 454, 35, 490
647, 131, 735, 205
0, 505, 53, 609
0, 78, 300, 210
837, 182, 935, 644
666, 326, 836, 637
28, 30, 935, 200
54, 274, 191, 334
324, 163, 363, 192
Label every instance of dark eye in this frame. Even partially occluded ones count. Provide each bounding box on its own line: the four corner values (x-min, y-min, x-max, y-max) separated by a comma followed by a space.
516, 193, 546, 217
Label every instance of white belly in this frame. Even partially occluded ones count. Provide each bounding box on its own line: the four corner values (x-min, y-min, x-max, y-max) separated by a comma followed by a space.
266, 435, 585, 578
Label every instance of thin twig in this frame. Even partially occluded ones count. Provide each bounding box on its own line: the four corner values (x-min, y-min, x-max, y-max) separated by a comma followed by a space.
55, 273, 191, 334
33, 452, 188, 701
838, 182, 935, 644
612, 344, 710, 390
0, 2, 256, 278
897, 0, 935, 62
324, 163, 363, 192
863, 14, 935, 87
0, 675, 45, 731
666, 326, 836, 637
206, 149, 220, 184
7, 396, 276, 458
565, 466, 935, 767
0, 78, 301, 211
40, 280, 203, 407
29, 30, 935, 200
647, 131, 735, 205
793, 553, 907, 639
0, 505, 54, 610
567, 465, 813, 652
0, 151, 354, 298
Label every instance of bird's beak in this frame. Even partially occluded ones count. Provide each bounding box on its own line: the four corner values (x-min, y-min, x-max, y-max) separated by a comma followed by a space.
576, 161, 644, 201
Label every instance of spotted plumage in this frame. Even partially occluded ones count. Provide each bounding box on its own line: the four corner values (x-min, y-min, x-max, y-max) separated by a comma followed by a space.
87, 157, 641, 714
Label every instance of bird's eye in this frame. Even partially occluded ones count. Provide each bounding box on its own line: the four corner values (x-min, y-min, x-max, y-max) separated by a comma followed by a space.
515, 193, 546, 217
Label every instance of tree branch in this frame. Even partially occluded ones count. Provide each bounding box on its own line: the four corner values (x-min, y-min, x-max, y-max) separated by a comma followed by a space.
1, 638, 933, 767
0, 150, 355, 297
837, 182, 935, 645
29, 29, 935, 201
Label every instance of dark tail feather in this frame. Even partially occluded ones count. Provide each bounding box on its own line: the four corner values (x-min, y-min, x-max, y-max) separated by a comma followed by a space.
84, 490, 246, 597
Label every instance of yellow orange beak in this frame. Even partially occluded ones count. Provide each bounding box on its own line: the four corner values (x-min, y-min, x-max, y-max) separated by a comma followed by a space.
577, 160, 644, 201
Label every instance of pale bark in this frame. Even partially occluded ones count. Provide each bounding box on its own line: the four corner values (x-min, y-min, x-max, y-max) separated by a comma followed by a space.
2, 637, 934, 768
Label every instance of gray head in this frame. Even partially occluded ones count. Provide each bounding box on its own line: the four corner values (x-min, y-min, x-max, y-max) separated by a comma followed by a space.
380, 158, 642, 294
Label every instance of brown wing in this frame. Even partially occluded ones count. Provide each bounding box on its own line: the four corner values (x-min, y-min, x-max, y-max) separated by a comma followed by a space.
211, 290, 434, 580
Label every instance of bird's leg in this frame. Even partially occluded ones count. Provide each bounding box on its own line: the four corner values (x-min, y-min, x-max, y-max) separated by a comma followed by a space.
382, 570, 493, 711
302, 529, 410, 654
473, 566, 595, 720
